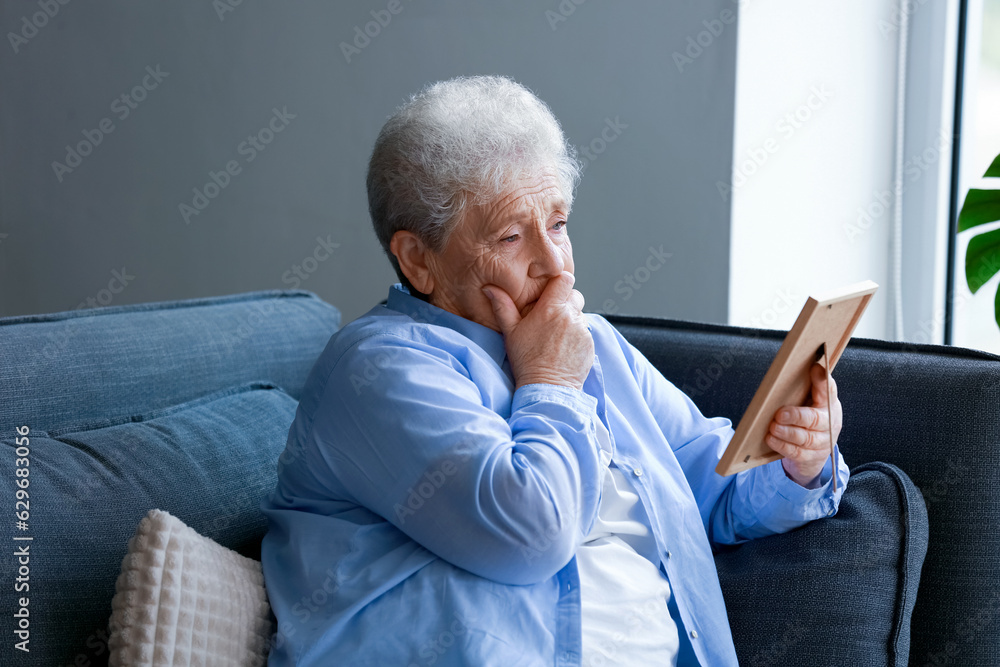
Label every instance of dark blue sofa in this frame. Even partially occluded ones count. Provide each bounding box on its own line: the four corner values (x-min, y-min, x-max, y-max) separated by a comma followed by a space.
1, 290, 996, 665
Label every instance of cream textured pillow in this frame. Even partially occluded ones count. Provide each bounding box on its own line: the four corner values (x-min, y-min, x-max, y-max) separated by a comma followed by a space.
108, 509, 273, 666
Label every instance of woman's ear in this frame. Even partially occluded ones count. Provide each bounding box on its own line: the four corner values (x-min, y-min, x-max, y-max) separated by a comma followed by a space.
390, 231, 435, 295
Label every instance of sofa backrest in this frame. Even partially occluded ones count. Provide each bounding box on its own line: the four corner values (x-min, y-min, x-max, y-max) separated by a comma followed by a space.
0, 290, 340, 433
0, 291, 340, 666
608, 314, 1000, 667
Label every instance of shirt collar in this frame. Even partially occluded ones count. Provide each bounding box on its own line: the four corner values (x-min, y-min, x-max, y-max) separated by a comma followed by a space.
385, 283, 508, 367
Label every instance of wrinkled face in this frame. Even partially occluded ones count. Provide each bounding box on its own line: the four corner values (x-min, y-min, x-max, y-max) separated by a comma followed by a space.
425, 170, 574, 332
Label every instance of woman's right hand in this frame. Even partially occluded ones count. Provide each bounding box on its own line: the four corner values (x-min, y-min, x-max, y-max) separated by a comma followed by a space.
483, 271, 594, 391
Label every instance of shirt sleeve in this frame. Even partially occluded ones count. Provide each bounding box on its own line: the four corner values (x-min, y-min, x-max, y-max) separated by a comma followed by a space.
304, 331, 605, 585
608, 324, 849, 546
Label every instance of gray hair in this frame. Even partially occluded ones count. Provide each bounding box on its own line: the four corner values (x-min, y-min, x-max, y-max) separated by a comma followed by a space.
366, 75, 581, 291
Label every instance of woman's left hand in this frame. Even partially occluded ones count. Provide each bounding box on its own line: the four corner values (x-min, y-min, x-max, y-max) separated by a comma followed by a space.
767, 363, 843, 488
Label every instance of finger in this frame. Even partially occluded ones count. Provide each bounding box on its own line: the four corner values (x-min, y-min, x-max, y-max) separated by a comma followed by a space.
767, 434, 830, 463
809, 362, 831, 409
768, 421, 826, 450
766, 434, 806, 460
568, 288, 585, 313
482, 284, 521, 335
774, 406, 827, 431
536, 271, 576, 309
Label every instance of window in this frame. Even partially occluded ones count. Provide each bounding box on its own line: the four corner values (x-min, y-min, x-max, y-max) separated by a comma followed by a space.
951, 0, 1000, 353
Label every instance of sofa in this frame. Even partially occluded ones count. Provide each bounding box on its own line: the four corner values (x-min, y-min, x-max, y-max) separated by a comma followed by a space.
1, 289, 997, 666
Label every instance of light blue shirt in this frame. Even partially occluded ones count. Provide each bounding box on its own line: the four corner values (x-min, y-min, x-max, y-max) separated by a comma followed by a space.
261, 284, 849, 666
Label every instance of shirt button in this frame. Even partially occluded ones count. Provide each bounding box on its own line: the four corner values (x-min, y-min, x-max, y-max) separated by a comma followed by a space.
690, 630, 699, 640
666, 550, 672, 559
633, 467, 643, 477
827, 508, 835, 516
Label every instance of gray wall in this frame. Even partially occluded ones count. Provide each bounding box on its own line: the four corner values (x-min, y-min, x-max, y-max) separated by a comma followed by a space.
0, 0, 738, 326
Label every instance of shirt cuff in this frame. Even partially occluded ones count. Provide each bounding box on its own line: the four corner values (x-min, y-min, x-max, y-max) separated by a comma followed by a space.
760, 446, 845, 519
512, 382, 599, 423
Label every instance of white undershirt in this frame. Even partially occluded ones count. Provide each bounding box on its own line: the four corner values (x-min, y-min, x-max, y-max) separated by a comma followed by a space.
576, 419, 679, 667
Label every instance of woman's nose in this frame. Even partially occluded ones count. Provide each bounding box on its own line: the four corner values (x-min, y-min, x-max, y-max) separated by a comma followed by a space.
528, 235, 565, 278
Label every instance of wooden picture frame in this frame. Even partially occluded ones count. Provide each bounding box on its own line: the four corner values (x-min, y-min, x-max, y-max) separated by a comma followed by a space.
715, 280, 879, 478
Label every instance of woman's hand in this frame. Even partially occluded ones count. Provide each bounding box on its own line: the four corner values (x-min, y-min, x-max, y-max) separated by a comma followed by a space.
483, 272, 594, 391
768, 363, 843, 488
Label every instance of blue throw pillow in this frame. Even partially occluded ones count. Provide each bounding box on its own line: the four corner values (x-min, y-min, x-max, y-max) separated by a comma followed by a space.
0, 382, 296, 667
714, 462, 929, 666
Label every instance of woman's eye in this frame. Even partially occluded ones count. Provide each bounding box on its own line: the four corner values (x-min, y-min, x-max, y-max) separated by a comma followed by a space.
501, 234, 518, 243
552, 220, 567, 232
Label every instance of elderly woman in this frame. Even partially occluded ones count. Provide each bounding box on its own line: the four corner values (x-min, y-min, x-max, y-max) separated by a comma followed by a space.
261, 75, 848, 666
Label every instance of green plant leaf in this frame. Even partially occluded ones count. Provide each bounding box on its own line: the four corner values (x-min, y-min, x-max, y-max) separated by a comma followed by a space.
995, 283, 1000, 332
966, 227, 1000, 293
957, 189, 1000, 232
986, 152, 1000, 178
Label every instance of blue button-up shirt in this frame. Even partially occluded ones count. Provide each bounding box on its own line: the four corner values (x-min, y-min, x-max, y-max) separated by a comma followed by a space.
261, 284, 848, 666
